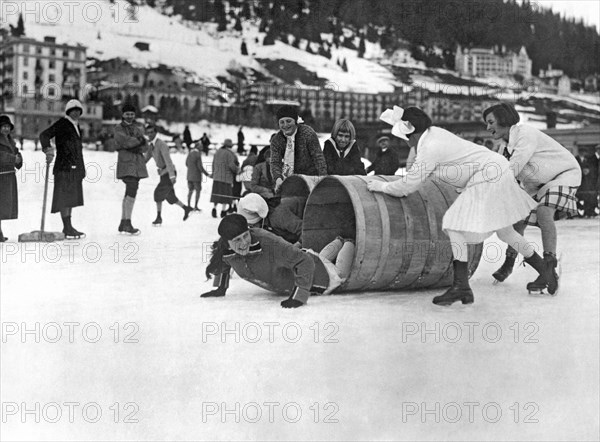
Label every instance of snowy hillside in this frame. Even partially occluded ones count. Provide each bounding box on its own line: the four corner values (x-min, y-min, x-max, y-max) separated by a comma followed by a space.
1, 0, 397, 93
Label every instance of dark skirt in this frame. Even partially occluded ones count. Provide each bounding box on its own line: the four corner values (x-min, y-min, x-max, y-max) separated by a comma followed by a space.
51, 170, 84, 213
0, 170, 18, 220
210, 180, 234, 204
154, 174, 178, 204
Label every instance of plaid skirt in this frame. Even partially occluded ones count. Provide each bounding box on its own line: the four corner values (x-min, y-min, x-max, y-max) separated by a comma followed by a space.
524, 185, 579, 226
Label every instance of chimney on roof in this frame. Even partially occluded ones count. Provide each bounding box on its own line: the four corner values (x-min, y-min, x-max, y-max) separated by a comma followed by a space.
44, 36, 56, 43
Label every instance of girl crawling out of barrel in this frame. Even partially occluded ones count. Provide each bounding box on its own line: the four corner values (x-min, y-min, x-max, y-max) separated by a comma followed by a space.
202, 213, 355, 308
367, 106, 557, 306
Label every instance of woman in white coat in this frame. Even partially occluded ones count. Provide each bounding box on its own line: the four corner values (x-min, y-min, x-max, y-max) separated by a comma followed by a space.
367, 106, 549, 306
483, 103, 581, 292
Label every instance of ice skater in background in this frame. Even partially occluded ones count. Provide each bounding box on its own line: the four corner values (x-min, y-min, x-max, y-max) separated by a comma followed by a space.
0, 115, 22, 242
483, 103, 581, 293
368, 106, 552, 305
185, 142, 211, 211
144, 123, 193, 226
114, 104, 148, 235
39, 100, 87, 239
202, 214, 355, 309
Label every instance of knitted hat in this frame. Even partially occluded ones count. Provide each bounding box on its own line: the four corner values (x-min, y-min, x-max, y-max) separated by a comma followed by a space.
276, 105, 298, 121
122, 104, 136, 114
223, 138, 233, 148
65, 99, 83, 115
238, 194, 269, 225
0, 115, 14, 131
218, 214, 249, 240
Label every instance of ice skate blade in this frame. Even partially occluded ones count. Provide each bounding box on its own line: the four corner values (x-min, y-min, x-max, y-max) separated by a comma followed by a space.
528, 289, 557, 297
65, 234, 86, 240
152, 224, 162, 227
120, 231, 141, 236
492, 279, 501, 285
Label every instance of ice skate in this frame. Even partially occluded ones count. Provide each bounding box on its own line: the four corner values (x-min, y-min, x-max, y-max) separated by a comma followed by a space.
492, 251, 517, 284
183, 206, 193, 221
62, 226, 86, 239
524, 252, 560, 296
152, 214, 162, 227
121, 220, 141, 236
433, 260, 474, 306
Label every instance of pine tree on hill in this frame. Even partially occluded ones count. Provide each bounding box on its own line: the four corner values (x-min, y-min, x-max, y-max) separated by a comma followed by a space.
342, 58, 348, 72
234, 17, 243, 32
11, 13, 25, 37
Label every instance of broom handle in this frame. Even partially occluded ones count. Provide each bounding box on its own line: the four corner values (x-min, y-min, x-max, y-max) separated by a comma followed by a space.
41, 162, 50, 234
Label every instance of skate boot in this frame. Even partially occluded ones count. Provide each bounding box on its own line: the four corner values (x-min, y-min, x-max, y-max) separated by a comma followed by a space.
62, 216, 85, 239
433, 260, 474, 306
492, 249, 517, 283
524, 252, 559, 295
118, 219, 126, 233
152, 214, 162, 226
211, 208, 217, 218
122, 219, 141, 236
183, 206, 193, 221
220, 210, 227, 218
0, 229, 7, 242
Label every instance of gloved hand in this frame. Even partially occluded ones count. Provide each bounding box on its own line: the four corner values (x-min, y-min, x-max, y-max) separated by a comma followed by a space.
281, 296, 304, 308
15, 153, 23, 169
201, 287, 226, 298
44, 147, 55, 164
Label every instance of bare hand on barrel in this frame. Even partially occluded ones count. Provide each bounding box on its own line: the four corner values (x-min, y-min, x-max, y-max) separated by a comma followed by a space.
367, 180, 385, 192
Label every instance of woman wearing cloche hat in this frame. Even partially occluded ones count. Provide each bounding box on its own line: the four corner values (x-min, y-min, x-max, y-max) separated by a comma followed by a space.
39, 99, 86, 239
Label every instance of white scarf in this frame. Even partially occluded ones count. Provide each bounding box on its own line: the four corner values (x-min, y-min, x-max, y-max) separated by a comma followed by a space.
282, 129, 297, 178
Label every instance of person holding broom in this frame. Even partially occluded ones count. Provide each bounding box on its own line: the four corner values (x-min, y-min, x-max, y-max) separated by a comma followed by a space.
0, 115, 23, 242
40, 100, 86, 239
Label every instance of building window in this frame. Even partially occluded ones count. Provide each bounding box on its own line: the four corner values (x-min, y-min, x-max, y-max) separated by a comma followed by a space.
133, 74, 139, 82
36, 46, 42, 54
23, 44, 29, 53
49, 60, 55, 69
63, 49, 69, 57
49, 74, 55, 82
50, 48, 56, 56
23, 72, 28, 80
23, 56, 28, 66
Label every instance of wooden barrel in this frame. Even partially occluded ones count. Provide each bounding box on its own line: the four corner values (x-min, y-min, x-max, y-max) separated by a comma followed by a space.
279, 175, 324, 198
302, 176, 483, 292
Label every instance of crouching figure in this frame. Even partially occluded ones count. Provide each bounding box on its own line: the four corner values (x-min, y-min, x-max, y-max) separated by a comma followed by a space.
203, 214, 354, 308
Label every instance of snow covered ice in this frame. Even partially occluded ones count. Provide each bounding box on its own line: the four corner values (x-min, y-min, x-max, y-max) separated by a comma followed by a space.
1, 147, 598, 441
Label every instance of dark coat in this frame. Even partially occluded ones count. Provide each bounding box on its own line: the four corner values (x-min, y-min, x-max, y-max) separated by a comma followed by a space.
0, 134, 22, 220
113, 121, 149, 179
248, 161, 275, 199
186, 148, 209, 182
39, 117, 85, 178
366, 148, 400, 175
221, 228, 329, 303
270, 124, 327, 181
323, 138, 366, 175
212, 147, 239, 184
